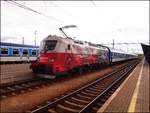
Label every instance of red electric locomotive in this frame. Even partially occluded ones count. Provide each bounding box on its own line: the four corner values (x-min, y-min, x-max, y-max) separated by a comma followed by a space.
30, 25, 110, 78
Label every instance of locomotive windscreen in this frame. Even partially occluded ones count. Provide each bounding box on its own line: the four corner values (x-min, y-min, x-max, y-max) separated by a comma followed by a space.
40, 40, 57, 52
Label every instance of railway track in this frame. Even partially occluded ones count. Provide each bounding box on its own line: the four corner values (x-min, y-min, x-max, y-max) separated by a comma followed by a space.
0, 61, 124, 97
0, 78, 53, 97
31, 60, 139, 113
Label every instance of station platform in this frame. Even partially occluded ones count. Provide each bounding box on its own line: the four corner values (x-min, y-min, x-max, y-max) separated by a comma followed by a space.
0, 63, 34, 85
98, 59, 149, 113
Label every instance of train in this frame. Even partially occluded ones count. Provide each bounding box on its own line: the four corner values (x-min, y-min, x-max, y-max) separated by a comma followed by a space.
0, 42, 39, 63
30, 34, 138, 79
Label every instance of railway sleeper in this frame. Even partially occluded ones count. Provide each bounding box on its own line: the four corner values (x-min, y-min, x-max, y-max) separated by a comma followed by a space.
91, 85, 100, 89
65, 100, 85, 108
97, 103, 103, 106
92, 105, 100, 112
61, 101, 84, 109
21, 84, 30, 88
11, 92, 17, 96
84, 89, 99, 94
35, 86, 40, 89
81, 91, 97, 97
108, 90, 115, 94
76, 94, 93, 100
71, 97, 89, 104
94, 84, 102, 87
88, 87, 101, 92
14, 85, 23, 89
67, 98, 88, 105
111, 87, 117, 92
92, 85, 104, 90
100, 98, 107, 102
28, 88, 33, 91
56, 104, 80, 113
48, 108, 57, 113
1, 95, 7, 98
73, 95, 92, 102
26, 82, 36, 86
103, 95, 110, 99
7, 87, 15, 91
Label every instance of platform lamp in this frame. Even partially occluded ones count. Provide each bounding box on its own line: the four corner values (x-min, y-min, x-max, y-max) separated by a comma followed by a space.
34, 30, 38, 56
22, 37, 24, 45
34, 30, 37, 46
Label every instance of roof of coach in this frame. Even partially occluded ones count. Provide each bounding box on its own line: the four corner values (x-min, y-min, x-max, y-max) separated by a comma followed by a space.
110, 48, 137, 56
0, 42, 39, 48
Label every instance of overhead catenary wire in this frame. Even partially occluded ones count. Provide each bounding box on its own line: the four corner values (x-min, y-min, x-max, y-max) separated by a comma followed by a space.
90, 0, 101, 11
101, 42, 149, 45
49, 1, 75, 18
49, 1, 78, 25
5, 0, 64, 24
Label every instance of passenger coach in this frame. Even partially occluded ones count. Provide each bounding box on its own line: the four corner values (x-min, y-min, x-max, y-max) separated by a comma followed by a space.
0, 42, 39, 63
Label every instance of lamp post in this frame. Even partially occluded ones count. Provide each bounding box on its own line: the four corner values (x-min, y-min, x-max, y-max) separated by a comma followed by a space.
34, 30, 37, 46
22, 37, 24, 45
112, 39, 114, 49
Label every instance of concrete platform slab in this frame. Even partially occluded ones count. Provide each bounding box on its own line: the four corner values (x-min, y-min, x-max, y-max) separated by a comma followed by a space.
0, 63, 34, 84
98, 59, 149, 112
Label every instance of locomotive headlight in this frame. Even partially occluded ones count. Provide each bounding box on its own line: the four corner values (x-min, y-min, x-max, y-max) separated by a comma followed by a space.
49, 58, 54, 62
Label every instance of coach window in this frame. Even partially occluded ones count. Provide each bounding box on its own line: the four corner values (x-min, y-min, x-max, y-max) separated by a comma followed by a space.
32, 50, 36, 56
13, 48, 19, 55
23, 49, 28, 55
1, 48, 8, 55
68, 44, 71, 50
112, 53, 115, 57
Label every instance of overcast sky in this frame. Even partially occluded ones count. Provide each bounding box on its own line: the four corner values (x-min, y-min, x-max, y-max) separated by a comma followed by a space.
1, 1, 149, 54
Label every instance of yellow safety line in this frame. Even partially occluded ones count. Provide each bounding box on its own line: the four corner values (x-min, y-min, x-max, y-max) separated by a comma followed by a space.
128, 59, 144, 112
97, 64, 138, 113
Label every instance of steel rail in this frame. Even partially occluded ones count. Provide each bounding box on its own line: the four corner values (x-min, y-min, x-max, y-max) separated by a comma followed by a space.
79, 62, 138, 113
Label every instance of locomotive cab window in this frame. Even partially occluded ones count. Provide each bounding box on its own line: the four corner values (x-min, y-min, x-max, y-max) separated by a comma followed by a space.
13, 48, 19, 55
32, 50, 36, 55
41, 40, 57, 51
0, 48, 8, 54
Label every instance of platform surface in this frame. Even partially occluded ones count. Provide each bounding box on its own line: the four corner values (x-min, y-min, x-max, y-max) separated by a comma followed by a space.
0, 63, 33, 84
98, 59, 149, 113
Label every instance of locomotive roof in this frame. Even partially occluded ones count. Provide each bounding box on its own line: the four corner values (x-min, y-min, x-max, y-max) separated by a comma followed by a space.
43, 35, 109, 50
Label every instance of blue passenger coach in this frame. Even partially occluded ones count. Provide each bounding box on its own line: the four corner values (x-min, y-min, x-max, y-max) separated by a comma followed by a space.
110, 48, 137, 62
0, 42, 39, 63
